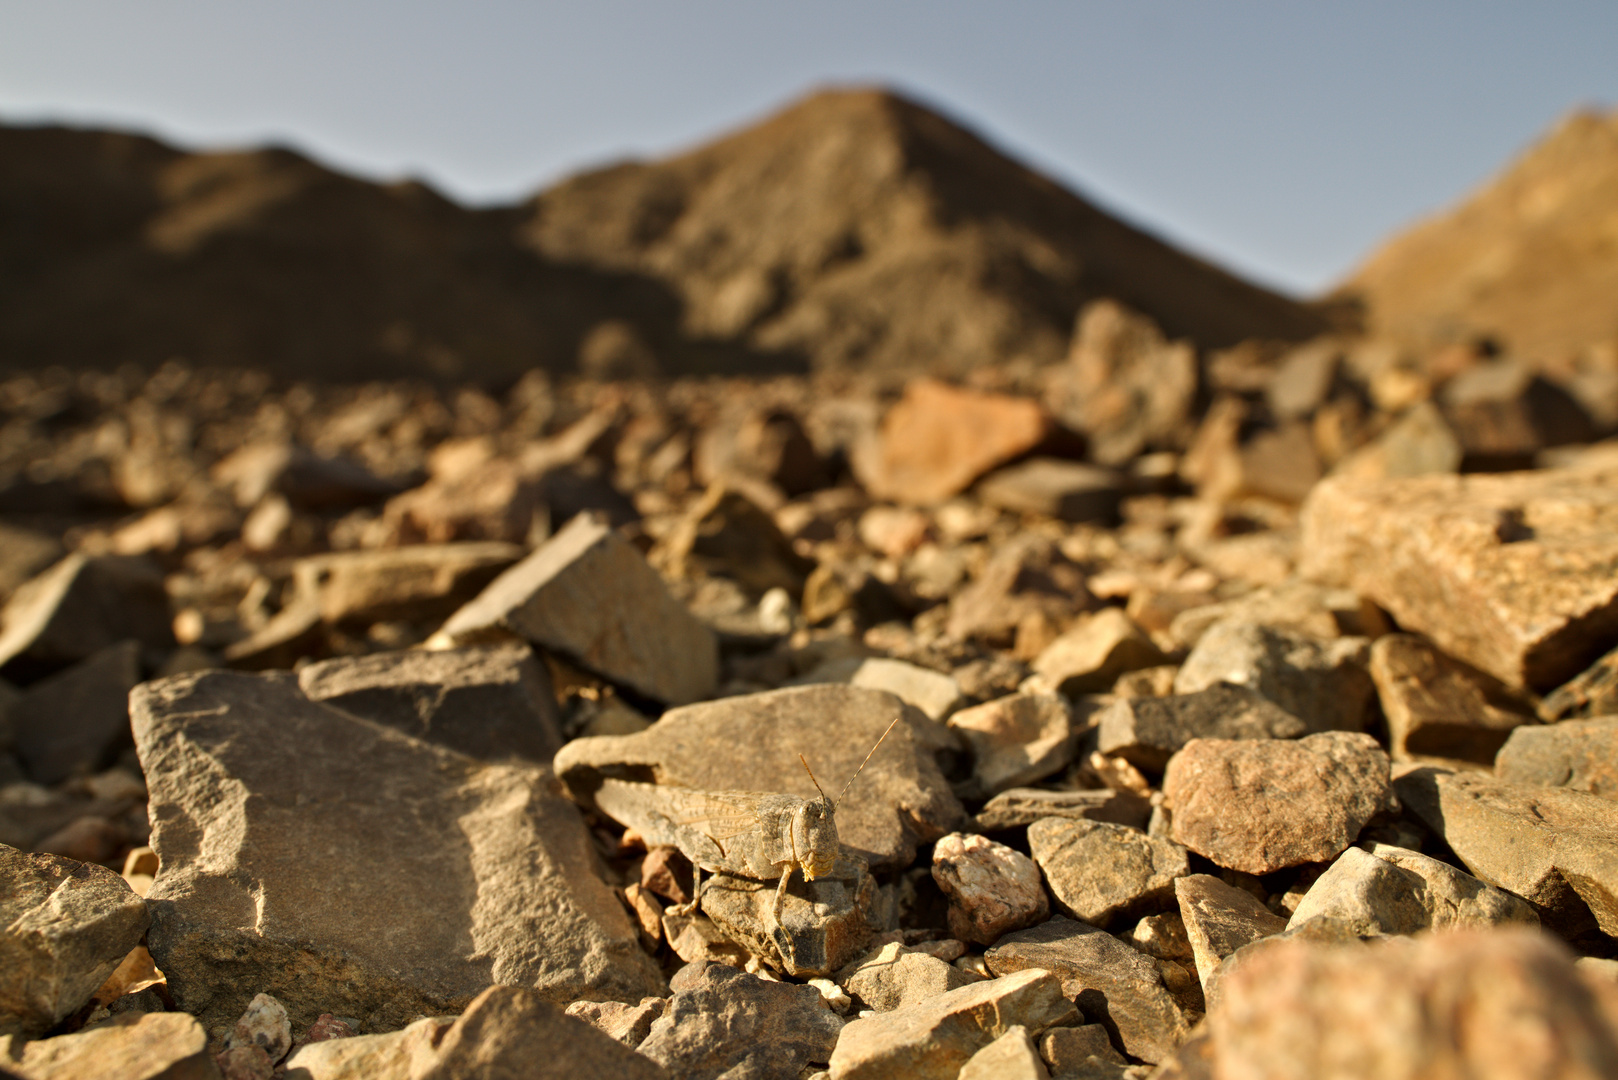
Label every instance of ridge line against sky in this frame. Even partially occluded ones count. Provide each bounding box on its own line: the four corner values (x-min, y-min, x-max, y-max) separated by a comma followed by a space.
2, 2, 1616, 297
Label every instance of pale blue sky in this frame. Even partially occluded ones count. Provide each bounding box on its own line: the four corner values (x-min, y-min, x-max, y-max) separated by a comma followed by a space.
3, 2, 1614, 295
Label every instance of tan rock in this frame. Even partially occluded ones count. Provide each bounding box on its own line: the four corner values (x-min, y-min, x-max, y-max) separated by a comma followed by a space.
290, 542, 521, 626
975, 459, 1123, 524
1172, 622, 1373, 735
958, 1025, 1048, 1080
947, 693, 1074, 796
0, 554, 173, 676
932, 832, 1049, 945
1496, 717, 1618, 797
661, 483, 815, 596
1173, 875, 1287, 994
1286, 844, 1537, 937
1369, 634, 1534, 762
1031, 609, 1165, 697
1094, 685, 1308, 775
0, 1011, 215, 1080
1028, 818, 1187, 930
838, 941, 976, 1013
946, 535, 1096, 647
972, 788, 1151, 833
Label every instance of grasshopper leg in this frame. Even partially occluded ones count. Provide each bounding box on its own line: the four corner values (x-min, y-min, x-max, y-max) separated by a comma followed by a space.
770, 863, 794, 930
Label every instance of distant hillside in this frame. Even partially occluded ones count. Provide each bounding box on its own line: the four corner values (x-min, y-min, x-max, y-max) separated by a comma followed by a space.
1336, 108, 1618, 364
0, 88, 1326, 382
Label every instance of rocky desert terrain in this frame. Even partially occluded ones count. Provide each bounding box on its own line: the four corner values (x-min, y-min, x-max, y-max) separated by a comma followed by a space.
2, 87, 1618, 1080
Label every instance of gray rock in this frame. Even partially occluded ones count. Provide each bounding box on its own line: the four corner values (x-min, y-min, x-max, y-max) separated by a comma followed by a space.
975, 458, 1123, 523
1369, 634, 1534, 762
298, 642, 563, 764
555, 685, 963, 869
1396, 767, 1618, 938
638, 961, 842, 1080
699, 855, 877, 977
1028, 818, 1188, 929
1173, 875, 1287, 993
437, 512, 718, 705
1286, 844, 1537, 938
1163, 732, 1394, 875
973, 788, 1151, 833
0, 1011, 214, 1080
985, 917, 1194, 1064
0, 555, 173, 677
220, 596, 325, 672
290, 542, 522, 626
1094, 685, 1308, 774
1031, 609, 1167, 697
932, 832, 1049, 945
1172, 621, 1373, 734
946, 535, 1096, 648
565, 996, 668, 1048
828, 968, 1076, 1080
1496, 717, 1618, 797
838, 941, 976, 1013
661, 911, 752, 969
10, 641, 140, 785
132, 670, 661, 1034
0, 844, 150, 1037
1540, 642, 1618, 722
662, 483, 815, 597
794, 657, 964, 722
948, 694, 1075, 796
957, 1024, 1048, 1080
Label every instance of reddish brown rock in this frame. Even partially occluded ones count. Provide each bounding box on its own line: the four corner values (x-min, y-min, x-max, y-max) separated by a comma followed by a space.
931, 832, 1048, 945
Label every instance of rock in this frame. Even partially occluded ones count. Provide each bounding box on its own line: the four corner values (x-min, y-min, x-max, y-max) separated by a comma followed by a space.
828, 967, 1076, 1080
699, 855, 878, 977
958, 1025, 1048, 1080
1201, 927, 1618, 1079
1163, 732, 1394, 875
226, 993, 292, 1065
1540, 642, 1618, 721
0, 1012, 215, 1080
1163, 580, 1362, 650
694, 408, 830, 499
1031, 609, 1166, 697
1127, 912, 1193, 962
1299, 466, 1618, 692
1331, 400, 1462, 481
212, 441, 399, 511
220, 597, 325, 672
298, 1013, 354, 1046
838, 941, 977, 1012
555, 685, 963, 869
975, 459, 1123, 524
0, 525, 61, 608
1496, 717, 1618, 797
1440, 359, 1595, 467
1395, 767, 1618, 938
638, 961, 842, 1080
286, 984, 668, 1080
1050, 299, 1198, 467
1040, 1024, 1133, 1079
297, 642, 563, 764
855, 379, 1053, 506
1368, 634, 1534, 762
290, 542, 521, 626
985, 917, 1193, 1064
640, 847, 694, 907
857, 505, 932, 558
0, 555, 173, 678
565, 996, 668, 1048
1172, 622, 1373, 735
662, 484, 815, 596
437, 512, 718, 705
947, 694, 1074, 796
9, 641, 140, 785
1094, 686, 1308, 775
794, 657, 964, 722
931, 833, 1048, 945
132, 670, 662, 1034
1173, 875, 1287, 994
661, 910, 752, 968
946, 535, 1096, 647
0, 844, 150, 1038
1286, 844, 1537, 937
1028, 818, 1188, 929
973, 788, 1151, 833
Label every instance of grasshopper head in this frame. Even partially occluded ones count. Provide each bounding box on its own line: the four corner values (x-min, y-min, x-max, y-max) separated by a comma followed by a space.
792, 798, 839, 880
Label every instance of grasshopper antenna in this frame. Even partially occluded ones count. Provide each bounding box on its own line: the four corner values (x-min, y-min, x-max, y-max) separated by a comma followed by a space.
800, 754, 829, 802
836, 715, 902, 806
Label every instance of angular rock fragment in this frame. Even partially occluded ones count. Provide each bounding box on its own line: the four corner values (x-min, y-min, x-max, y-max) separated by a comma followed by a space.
213, 441, 399, 511
947, 693, 1074, 796
226, 992, 292, 1064
985, 917, 1193, 1064
828, 968, 1076, 1080
1163, 732, 1394, 875
298, 642, 563, 764
975, 459, 1123, 523
1396, 766, 1618, 937
1540, 642, 1618, 722
438, 512, 718, 705
1039, 1023, 1132, 1079
0, 1011, 214, 1080
1368, 634, 1534, 762
290, 542, 521, 626
1173, 874, 1287, 993
1496, 717, 1618, 797
133, 670, 661, 1033
661, 911, 751, 968
1164, 580, 1361, 650
662, 483, 815, 596
1127, 912, 1193, 962
1172, 621, 1373, 734
946, 535, 1096, 647
0, 844, 151, 1038
694, 407, 830, 498
0, 555, 173, 678
638, 961, 842, 1080
564, 995, 667, 1048
699, 855, 877, 977
973, 787, 1151, 833
1028, 818, 1187, 929
555, 685, 962, 868
1032, 608, 1167, 697
932, 832, 1048, 945
9, 640, 140, 784
958, 1024, 1047, 1080
1300, 466, 1618, 691
838, 941, 976, 1013
795, 656, 964, 722
0, 524, 61, 608
1094, 685, 1308, 774
1287, 844, 1537, 937
220, 597, 325, 672
1331, 399, 1462, 482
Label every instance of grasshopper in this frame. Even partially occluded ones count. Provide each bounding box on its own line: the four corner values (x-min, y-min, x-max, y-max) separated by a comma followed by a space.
593, 716, 901, 932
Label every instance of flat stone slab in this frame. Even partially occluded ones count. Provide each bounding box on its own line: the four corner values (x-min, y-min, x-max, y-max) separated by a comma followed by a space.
1369, 634, 1534, 762
1172, 621, 1373, 735
1495, 717, 1618, 798
1300, 467, 1618, 691
1095, 684, 1308, 774
1173, 874, 1288, 993
132, 669, 662, 1034
554, 685, 963, 869
0, 554, 173, 678
1287, 843, 1537, 937
1, 844, 150, 1038
0, 1011, 214, 1080
974, 458, 1123, 523
438, 512, 718, 705
972, 787, 1150, 832
291, 541, 522, 626
1028, 817, 1188, 929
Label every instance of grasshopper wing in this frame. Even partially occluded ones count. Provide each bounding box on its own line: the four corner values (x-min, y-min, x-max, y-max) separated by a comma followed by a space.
595, 780, 763, 868
657, 788, 765, 860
